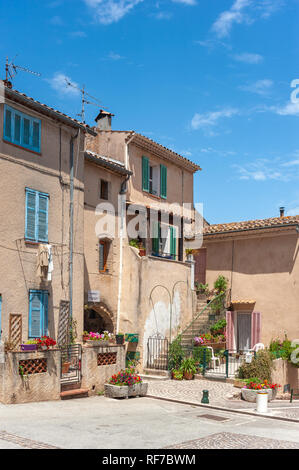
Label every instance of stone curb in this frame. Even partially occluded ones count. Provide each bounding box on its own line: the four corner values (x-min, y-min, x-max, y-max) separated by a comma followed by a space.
146, 395, 299, 424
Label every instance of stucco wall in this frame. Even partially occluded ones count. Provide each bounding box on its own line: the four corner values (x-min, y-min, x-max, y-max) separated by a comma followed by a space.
81, 344, 126, 394
272, 358, 299, 391
120, 245, 193, 368
0, 349, 61, 404
0, 100, 85, 343
203, 230, 299, 345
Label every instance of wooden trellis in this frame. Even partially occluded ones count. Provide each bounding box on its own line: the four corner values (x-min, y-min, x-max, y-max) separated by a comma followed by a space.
97, 352, 117, 366
9, 314, 22, 349
57, 300, 70, 347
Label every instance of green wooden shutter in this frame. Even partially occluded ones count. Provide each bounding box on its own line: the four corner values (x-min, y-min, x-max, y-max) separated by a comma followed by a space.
170, 226, 176, 259
142, 156, 149, 192
160, 164, 167, 199
152, 221, 160, 254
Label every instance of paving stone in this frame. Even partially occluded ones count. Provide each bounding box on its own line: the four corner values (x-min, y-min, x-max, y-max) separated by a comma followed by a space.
166, 432, 299, 449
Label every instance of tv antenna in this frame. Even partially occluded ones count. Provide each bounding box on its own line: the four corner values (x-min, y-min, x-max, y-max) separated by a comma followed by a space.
5, 56, 41, 85
65, 79, 102, 123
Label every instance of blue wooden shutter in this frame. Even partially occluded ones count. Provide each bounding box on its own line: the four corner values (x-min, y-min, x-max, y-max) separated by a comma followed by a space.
25, 189, 37, 241
32, 120, 40, 152
37, 193, 48, 242
14, 113, 21, 144
42, 291, 48, 336
160, 164, 167, 199
142, 156, 149, 192
29, 291, 42, 338
170, 225, 176, 259
4, 107, 12, 141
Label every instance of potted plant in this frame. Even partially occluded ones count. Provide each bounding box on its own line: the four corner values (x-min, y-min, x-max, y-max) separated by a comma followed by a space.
82, 331, 89, 342
138, 242, 146, 257
172, 369, 183, 380
21, 339, 39, 351
87, 331, 112, 346
116, 332, 125, 345
36, 336, 56, 350
185, 248, 193, 261
194, 336, 204, 347
180, 357, 197, 380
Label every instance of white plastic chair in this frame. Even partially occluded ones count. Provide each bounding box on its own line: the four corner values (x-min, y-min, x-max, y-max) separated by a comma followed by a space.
206, 346, 219, 369
252, 343, 265, 352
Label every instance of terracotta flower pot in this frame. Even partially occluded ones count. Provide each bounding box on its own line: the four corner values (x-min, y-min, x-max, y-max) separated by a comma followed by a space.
62, 362, 71, 374
184, 372, 194, 380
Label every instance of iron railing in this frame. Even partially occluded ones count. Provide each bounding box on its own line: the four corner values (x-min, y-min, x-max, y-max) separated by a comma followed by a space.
60, 343, 82, 385
147, 335, 169, 370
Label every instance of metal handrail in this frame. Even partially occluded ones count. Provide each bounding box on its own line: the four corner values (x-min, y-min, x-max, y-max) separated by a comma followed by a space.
178, 291, 226, 340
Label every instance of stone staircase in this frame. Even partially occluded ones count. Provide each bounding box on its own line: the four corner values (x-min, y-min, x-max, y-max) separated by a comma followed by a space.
180, 294, 226, 352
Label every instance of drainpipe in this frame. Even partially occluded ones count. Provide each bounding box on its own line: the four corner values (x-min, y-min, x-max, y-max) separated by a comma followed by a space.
69, 129, 79, 333
116, 135, 134, 334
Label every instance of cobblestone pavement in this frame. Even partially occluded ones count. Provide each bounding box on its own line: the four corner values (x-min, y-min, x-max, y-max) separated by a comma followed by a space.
148, 379, 236, 405
0, 431, 60, 449
166, 432, 299, 449
147, 379, 299, 421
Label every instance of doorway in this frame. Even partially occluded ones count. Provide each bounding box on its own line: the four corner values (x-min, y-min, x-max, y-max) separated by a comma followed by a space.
237, 313, 252, 351
84, 304, 114, 333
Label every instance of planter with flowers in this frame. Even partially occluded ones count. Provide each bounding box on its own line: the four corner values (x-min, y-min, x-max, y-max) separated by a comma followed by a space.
105, 367, 148, 398
87, 331, 113, 347
21, 339, 39, 351
241, 380, 280, 402
36, 336, 56, 351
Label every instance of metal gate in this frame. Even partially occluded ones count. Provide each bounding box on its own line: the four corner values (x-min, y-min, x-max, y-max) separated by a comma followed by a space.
60, 344, 82, 385
147, 334, 169, 370
199, 348, 249, 379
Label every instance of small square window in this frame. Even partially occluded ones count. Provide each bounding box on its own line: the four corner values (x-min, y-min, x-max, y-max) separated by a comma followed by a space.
100, 180, 109, 200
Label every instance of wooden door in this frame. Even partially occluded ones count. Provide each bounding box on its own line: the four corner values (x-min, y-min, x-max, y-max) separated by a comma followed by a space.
194, 249, 207, 284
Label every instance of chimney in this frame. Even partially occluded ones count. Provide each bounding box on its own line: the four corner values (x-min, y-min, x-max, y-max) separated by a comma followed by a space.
279, 207, 285, 218
95, 109, 114, 131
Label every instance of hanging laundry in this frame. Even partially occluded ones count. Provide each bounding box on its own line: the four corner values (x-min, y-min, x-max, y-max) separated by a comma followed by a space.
47, 244, 53, 281
37, 244, 49, 279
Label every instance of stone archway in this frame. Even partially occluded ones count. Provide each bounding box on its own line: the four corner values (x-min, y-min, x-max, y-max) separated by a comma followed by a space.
84, 302, 114, 334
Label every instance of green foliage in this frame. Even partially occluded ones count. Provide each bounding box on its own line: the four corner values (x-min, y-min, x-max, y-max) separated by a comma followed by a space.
179, 357, 197, 375
210, 293, 226, 315
195, 282, 209, 295
192, 346, 212, 365
210, 318, 227, 335
129, 239, 139, 248
168, 336, 184, 371
172, 369, 184, 380
269, 337, 299, 367
185, 248, 193, 256
69, 318, 78, 345
214, 275, 228, 294
237, 350, 274, 382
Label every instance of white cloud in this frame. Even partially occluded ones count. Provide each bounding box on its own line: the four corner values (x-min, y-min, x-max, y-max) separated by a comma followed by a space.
276, 101, 299, 116
233, 52, 263, 64
69, 31, 87, 37
212, 0, 283, 38
286, 207, 299, 216
84, 0, 143, 24
212, 0, 251, 38
233, 158, 295, 182
191, 108, 239, 130
47, 72, 80, 96
108, 51, 124, 60
240, 79, 274, 95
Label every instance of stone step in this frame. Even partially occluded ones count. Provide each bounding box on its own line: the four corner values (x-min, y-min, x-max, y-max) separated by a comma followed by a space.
60, 388, 89, 400
61, 382, 82, 392
143, 368, 170, 378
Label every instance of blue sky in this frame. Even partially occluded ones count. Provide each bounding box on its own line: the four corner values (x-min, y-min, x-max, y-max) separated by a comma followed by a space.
1, 0, 299, 224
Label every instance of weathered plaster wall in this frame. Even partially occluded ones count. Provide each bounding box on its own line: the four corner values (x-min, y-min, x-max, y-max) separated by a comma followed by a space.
120, 245, 193, 368
81, 344, 126, 394
0, 350, 61, 404
0, 100, 85, 342
203, 231, 299, 344
272, 358, 299, 391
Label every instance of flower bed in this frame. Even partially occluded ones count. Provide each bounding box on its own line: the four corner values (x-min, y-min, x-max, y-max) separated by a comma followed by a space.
241, 380, 280, 402
105, 366, 148, 398
86, 331, 113, 346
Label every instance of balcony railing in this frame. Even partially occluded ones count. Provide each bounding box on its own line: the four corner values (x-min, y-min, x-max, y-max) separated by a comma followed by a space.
151, 250, 179, 261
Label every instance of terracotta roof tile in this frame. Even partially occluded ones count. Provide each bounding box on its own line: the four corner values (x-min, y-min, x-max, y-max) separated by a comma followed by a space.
204, 215, 299, 235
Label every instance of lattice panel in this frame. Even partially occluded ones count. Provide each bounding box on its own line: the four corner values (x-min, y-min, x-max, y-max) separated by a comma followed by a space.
57, 300, 70, 347
97, 352, 117, 366
9, 314, 22, 349
19, 359, 47, 375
